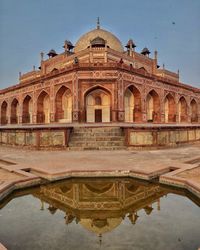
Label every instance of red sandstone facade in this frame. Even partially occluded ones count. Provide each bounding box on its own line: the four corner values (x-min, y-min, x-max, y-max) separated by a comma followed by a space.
0, 24, 200, 126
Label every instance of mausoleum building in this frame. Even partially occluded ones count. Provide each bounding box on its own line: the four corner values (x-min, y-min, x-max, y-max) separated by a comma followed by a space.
0, 22, 200, 126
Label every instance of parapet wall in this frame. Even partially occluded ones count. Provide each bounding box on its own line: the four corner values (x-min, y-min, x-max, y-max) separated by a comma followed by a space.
0, 125, 200, 149
0, 127, 72, 149
125, 126, 200, 148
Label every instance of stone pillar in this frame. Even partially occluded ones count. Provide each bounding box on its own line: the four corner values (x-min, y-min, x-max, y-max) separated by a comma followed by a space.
72, 72, 79, 122
160, 94, 165, 123
50, 84, 55, 123
188, 106, 192, 123
117, 73, 125, 122
161, 113, 165, 123
198, 114, 200, 123
7, 101, 11, 124
175, 94, 179, 123
141, 90, 147, 123
32, 91, 37, 124
18, 101, 23, 124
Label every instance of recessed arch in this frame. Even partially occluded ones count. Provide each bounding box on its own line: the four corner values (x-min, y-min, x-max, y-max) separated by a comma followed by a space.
22, 95, 33, 123
164, 93, 176, 123
178, 96, 188, 123
1, 101, 8, 125
190, 99, 198, 123
37, 91, 50, 123
124, 85, 142, 122
85, 86, 111, 123
55, 85, 72, 123
84, 85, 112, 98
146, 89, 160, 122
11, 98, 19, 124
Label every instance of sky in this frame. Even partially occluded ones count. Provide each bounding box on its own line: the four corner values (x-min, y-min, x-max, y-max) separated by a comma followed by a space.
0, 0, 200, 89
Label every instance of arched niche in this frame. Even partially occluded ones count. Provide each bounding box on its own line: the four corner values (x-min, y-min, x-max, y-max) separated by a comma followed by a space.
124, 85, 142, 122
164, 94, 176, 123
37, 91, 50, 123
178, 97, 187, 123
146, 90, 160, 122
11, 98, 20, 124
22, 95, 33, 123
190, 99, 198, 123
85, 87, 111, 123
1, 101, 8, 125
55, 86, 72, 123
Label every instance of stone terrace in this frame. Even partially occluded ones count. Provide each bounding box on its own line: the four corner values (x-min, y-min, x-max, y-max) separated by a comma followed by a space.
0, 143, 200, 201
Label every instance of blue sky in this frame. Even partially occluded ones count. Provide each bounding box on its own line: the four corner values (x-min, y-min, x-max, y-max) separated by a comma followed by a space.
0, 0, 199, 89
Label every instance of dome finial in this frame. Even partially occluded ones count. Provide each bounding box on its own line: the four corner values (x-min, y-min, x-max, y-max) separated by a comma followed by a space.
97, 17, 100, 29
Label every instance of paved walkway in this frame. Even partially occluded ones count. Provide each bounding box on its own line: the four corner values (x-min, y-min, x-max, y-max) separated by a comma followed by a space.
0, 144, 200, 201
0, 122, 199, 129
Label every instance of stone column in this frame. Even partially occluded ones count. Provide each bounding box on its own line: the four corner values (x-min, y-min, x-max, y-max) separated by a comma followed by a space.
198, 102, 200, 123
7, 101, 11, 124
141, 86, 147, 123
50, 84, 55, 122
175, 94, 179, 123
72, 72, 79, 122
32, 91, 37, 124
186, 97, 191, 123
18, 98, 23, 124
160, 92, 165, 123
117, 72, 125, 122
188, 105, 192, 123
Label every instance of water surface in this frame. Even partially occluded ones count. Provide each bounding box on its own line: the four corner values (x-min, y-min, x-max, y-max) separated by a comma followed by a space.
0, 178, 199, 250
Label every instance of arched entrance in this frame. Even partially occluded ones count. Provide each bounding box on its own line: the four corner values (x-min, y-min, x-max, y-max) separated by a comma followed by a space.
11, 98, 20, 124
1, 101, 8, 125
55, 86, 72, 123
190, 99, 198, 123
178, 97, 187, 123
37, 91, 50, 123
124, 86, 142, 122
22, 95, 33, 123
164, 94, 176, 123
146, 90, 160, 122
85, 88, 111, 123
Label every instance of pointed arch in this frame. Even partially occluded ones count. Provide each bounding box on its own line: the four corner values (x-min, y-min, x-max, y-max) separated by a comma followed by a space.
55, 85, 72, 123
164, 93, 176, 123
84, 85, 112, 98
124, 85, 142, 122
190, 99, 198, 123
37, 91, 50, 123
22, 95, 33, 123
1, 101, 8, 125
146, 89, 160, 122
11, 98, 19, 124
178, 96, 188, 123
84, 86, 112, 123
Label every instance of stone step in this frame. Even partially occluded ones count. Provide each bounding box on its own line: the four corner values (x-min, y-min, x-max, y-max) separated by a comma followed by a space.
69, 127, 125, 150
68, 141, 124, 147
72, 132, 123, 136
68, 146, 126, 151
70, 136, 125, 142
73, 127, 122, 132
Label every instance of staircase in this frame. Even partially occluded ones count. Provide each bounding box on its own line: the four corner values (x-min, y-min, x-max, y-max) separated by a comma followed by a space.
68, 127, 126, 150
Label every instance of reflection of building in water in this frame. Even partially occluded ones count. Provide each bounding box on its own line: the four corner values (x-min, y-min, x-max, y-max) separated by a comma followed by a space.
33, 178, 166, 236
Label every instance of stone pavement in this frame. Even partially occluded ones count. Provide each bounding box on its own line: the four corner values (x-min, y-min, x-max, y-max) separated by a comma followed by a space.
0, 144, 200, 202
1, 122, 199, 129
